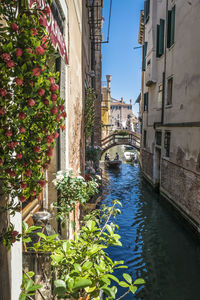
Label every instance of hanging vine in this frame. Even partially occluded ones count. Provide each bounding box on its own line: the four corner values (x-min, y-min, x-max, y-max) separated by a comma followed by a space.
84, 87, 95, 139
0, 0, 66, 247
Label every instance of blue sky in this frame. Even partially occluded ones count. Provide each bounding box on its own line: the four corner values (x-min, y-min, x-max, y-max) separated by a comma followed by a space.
102, 0, 144, 116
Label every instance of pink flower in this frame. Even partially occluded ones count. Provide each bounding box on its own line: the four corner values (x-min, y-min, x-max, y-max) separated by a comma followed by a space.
27, 48, 33, 54
0, 107, 5, 115
11, 230, 19, 237
38, 180, 46, 187
36, 46, 45, 55
60, 124, 66, 131
57, 114, 61, 122
31, 28, 38, 36
37, 88, 45, 96
34, 146, 40, 153
51, 94, 57, 101
6, 60, 15, 68
31, 191, 37, 196
38, 16, 47, 27
18, 112, 26, 120
49, 77, 55, 84
19, 126, 26, 133
28, 98, 35, 106
21, 182, 27, 189
0, 88, 8, 96
50, 107, 58, 115
63, 112, 66, 118
10, 23, 19, 31
46, 148, 53, 157
16, 48, 23, 57
5, 130, 12, 137
1, 53, 11, 62
26, 170, 32, 177
46, 135, 53, 143
42, 163, 49, 170
59, 105, 64, 112
10, 170, 16, 177
43, 99, 49, 106
29, 81, 34, 87
50, 84, 59, 92
16, 153, 22, 159
54, 132, 59, 139
32, 67, 41, 77
19, 195, 26, 202
16, 78, 23, 86
8, 142, 16, 149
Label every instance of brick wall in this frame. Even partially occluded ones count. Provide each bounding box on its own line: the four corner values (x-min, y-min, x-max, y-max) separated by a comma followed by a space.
141, 149, 153, 180
161, 158, 200, 225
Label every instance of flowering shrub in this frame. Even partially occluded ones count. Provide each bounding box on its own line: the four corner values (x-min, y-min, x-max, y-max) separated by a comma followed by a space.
0, 223, 21, 249
0, 0, 66, 245
52, 170, 99, 222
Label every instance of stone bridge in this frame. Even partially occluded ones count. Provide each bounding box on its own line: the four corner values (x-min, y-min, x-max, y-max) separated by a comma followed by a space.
101, 130, 141, 153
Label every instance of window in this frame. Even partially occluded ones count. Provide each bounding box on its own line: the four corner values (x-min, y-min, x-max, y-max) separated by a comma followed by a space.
156, 19, 165, 57
155, 131, 162, 146
142, 42, 148, 71
117, 114, 120, 119
158, 84, 163, 108
144, 0, 150, 24
164, 131, 171, 157
167, 77, 173, 105
167, 6, 175, 48
143, 130, 147, 148
144, 92, 149, 111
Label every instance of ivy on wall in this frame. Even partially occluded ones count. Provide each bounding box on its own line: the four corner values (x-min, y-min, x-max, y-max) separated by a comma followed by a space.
84, 87, 95, 139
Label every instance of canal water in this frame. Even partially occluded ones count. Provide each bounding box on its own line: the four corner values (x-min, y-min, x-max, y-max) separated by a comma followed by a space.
101, 147, 200, 300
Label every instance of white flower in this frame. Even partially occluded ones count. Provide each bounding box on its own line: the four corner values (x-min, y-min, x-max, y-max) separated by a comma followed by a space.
82, 182, 87, 186
65, 168, 72, 176
56, 170, 64, 176
95, 175, 101, 181
56, 174, 64, 182
77, 175, 84, 181
52, 179, 58, 187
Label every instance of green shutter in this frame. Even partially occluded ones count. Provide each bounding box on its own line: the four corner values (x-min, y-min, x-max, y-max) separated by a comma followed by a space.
144, 0, 150, 24
167, 10, 172, 48
158, 19, 165, 56
144, 92, 148, 111
156, 25, 160, 57
171, 6, 175, 45
142, 42, 147, 71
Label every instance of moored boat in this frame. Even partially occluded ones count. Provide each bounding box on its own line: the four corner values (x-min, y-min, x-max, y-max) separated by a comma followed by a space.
124, 151, 135, 162
105, 160, 122, 168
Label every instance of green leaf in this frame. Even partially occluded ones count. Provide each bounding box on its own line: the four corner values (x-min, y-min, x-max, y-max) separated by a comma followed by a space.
37, 232, 46, 240
7, 41, 13, 51
130, 285, 137, 294
102, 286, 116, 299
105, 224, 113, 235
67, 277, 74, 291
119, 281, 129, 288
123, 273, 132, 284
54, 280, 66, 288
26, 271, 34, 278
54, 286, 66, 296
25, 279, 33, 291
27, 284, 42, 292
104, 274, 119, 283
74, 263, 82, 273
73, 278, 92, 289
87, 220, 96, 231
19, 293, 26, 300
134, 278, 145, 285
82, 261, 93, 271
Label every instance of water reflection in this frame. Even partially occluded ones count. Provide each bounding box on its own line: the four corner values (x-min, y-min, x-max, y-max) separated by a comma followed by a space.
101, 162, 200, 300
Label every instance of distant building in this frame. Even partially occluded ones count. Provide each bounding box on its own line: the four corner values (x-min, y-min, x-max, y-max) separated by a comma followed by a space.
101, 75, 138, 138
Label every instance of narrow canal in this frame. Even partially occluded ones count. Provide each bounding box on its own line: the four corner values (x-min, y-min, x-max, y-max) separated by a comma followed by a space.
101, 148, 200, 300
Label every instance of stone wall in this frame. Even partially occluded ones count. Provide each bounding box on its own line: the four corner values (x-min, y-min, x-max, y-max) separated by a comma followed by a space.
161, 158, 200, 226
141, 149, 153, 180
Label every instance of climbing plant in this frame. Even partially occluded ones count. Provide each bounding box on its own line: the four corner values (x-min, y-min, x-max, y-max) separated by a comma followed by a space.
0, 0, 66, 246
84, 87, 96, 139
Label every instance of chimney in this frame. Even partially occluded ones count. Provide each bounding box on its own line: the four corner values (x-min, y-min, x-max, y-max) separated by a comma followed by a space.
106, 75, 112, 91
121, 97, 123, 103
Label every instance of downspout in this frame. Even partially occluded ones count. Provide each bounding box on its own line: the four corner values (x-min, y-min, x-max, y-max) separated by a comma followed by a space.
161, 0, 168, 124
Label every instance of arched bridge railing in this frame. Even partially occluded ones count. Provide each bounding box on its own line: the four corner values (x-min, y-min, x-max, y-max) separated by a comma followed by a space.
101, 130, 141, 153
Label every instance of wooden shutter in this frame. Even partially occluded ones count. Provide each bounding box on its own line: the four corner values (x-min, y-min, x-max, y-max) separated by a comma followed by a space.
142, 42, 147, 71
159, 19, 165, 56
167, 10, 172, 48
156, 25, 160, 57
171, 6, 175, 45
144, 0, 150, 24
144, 92, 148, 111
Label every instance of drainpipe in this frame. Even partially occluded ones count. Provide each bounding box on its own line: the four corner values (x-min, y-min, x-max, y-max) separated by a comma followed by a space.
161, 0, 168, 124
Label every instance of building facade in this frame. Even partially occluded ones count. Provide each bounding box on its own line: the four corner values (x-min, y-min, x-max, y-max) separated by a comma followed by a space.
139, 0, 200, 231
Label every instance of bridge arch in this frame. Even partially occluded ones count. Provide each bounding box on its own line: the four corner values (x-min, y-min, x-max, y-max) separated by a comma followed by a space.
101, 130, 141, 154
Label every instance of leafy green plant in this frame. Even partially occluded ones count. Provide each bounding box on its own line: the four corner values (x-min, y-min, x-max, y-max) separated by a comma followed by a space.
84, 87, 96, 139
85, 145, 102, 163
52, 170, 99, 223
24, 200, 145, 299
19, 271, 42, 300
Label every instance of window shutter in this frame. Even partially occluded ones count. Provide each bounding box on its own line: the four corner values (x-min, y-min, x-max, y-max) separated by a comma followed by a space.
144, 0, 150, 24
171, 6, 175, 45
158, 19, 165, 56
142, 42, 147, 71
156, 25, 160, 57
167, 10, 172, 48
144, 92, 148, 111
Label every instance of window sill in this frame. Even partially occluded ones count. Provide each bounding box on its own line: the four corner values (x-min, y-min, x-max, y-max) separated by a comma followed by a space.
156, 107, 162, 111
165, 104, 172, 109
